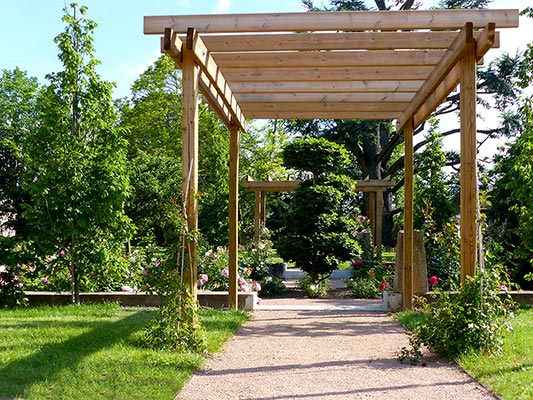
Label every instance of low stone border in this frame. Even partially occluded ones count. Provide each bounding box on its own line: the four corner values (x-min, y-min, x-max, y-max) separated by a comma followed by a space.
25, 291, 258, 310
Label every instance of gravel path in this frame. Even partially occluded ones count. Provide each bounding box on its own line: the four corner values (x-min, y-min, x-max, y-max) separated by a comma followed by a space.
176, 298, 497, 400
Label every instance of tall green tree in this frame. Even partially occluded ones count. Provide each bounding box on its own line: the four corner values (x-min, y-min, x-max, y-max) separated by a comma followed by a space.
0, 68, 39, 238
277, 138, 360, 283
119, 55, 232, 247
24, 4, 132, 303
296, 0, 520, 246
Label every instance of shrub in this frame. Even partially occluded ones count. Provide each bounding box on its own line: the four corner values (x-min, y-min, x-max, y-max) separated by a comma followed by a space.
345, 276, 382, 299
259, 276, 286, 297
0, 264, 27, 308
401, 267, 515, 363
277, 138, 360, 283
299, 274, 329, 298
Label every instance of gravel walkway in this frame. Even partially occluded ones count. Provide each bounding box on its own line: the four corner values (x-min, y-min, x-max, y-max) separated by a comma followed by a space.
176, 297, 497, 400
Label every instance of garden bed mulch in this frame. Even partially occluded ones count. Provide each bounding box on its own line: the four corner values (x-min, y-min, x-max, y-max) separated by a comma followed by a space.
176, 297, 498, 400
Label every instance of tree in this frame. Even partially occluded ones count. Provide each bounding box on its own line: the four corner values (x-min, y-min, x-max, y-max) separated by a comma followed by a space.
23, 3, 132, 303
276, 138, 360, 283
485, 8, 533, 289
0, 68, 39, 238
295, 0, 522, 246
119, 54, 233, 247
239, 120, 291, 240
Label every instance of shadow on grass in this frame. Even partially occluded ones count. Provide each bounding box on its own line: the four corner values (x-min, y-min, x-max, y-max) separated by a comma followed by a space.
0, 309, 153, 399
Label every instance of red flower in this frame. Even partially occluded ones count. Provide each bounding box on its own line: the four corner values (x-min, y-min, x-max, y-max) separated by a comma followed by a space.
357, 260, 364, 267
429, 275, 438, 286
379, 280, 388, 292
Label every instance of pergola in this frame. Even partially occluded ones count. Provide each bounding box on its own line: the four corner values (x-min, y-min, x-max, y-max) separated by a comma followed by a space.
144, 9, 519, 309
241, 177, 395, 255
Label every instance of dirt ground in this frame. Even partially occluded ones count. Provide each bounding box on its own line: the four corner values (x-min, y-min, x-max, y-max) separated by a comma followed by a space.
176, 287, 497, 400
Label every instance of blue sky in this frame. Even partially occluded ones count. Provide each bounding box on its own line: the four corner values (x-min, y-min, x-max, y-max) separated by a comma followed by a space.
0, 0, 530, 100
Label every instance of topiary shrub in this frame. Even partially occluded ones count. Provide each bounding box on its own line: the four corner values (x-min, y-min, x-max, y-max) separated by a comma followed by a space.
276, 138, 360, 285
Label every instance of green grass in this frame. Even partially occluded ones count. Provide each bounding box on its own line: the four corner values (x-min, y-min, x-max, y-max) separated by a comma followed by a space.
395, 307, 533, 400
0, 303, 249, 400
459, 307, 533, 400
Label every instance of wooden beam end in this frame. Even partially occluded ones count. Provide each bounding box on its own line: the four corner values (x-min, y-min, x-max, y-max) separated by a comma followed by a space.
186, 27, 197, 50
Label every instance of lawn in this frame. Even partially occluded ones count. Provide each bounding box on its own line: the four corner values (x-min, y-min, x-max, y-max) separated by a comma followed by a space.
459, 307, 533, 400
0, 303, 249, 400
396, 307, 533, 400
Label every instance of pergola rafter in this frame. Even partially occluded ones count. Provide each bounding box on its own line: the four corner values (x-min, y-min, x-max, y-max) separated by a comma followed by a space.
144, 8, 519, 310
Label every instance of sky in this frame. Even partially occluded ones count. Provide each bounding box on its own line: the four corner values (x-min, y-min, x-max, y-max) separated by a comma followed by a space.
0, 0, 531, 159
1, 0, 531, 100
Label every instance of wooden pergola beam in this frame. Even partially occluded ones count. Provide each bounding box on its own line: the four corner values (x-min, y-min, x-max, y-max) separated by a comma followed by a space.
228, 125, 240, 308
186, 28, 246, 130
403, 119, 415, 310
224, 66, 434, 83
245, 110, 401, 120
183, 31, 491, 52
460, 35, 478, 280
242, 180, 300, 192
241, 102, 407, 113
144, 9, 518, 34
236, 93, 415, 104
213, 50, 447, 69
396, 22, 474, 133
230, 81, 424, 94
162, 30, 233, 127
412, 23, 495, 132
181, 42, 200, 300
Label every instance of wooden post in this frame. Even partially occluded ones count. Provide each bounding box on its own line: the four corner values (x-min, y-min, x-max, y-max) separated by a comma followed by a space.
253, 190, 263, 243
369, 191, 376, 245
460, 25, 478, 281
181, 45, 200, 299
403, 120, 414, 310
376, 189, 383, 259
260, 191, 267, 231
228, 124, 240, 309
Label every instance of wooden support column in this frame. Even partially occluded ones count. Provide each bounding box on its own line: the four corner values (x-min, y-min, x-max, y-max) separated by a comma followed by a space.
260, 191, 267, 231
403, 120, 414, 310
181, 43, 200, 299
369, 191, 376, 245
228, 124, 240, 309
376, 189, 384, 259
460, 26, 478, 281
253, 190, 263, 243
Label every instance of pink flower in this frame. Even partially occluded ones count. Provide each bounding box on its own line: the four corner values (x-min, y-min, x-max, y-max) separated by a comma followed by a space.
0, 265, 7, 274
257, 297, 262, 306
238, 277, 247, 286
29, 267, 36, 273
142, 268, 148, 276
240, 284, 249, 292
41, 277, 49, 285
252, 281, 261, 292
352, 231, 359, 237
212, 253, 219, 260
221, 268, 229, 277
499, 285, 508, 292
199, 274, 208, 284
429, 276, 438, 286
60, 250, 65, 256
121, 285, 134, 292
17, 282, 24, 288
379, 281, 388, 292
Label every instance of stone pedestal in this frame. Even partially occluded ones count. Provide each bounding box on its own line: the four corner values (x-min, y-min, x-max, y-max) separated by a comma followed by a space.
394, 230, 428, 294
